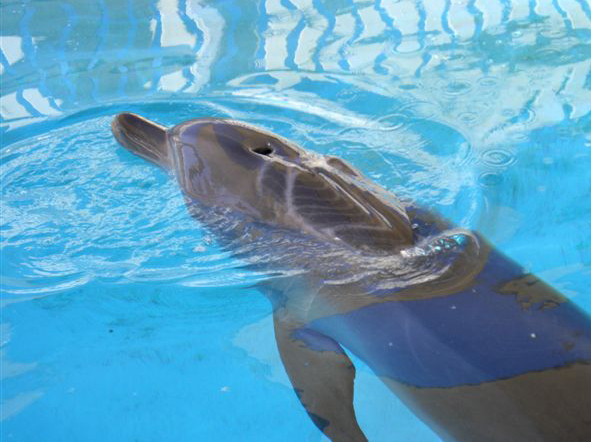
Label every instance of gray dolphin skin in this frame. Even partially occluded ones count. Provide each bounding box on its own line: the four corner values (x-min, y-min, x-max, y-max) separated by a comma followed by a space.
112, 113, 591, 442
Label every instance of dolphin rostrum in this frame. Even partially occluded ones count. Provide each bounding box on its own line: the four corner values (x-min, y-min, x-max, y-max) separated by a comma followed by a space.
112, 112, 591, 442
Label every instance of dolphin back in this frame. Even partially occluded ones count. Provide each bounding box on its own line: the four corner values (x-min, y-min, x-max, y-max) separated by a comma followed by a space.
112, 113, 171, 170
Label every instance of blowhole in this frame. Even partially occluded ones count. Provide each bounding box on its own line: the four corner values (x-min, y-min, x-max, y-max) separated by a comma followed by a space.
252, 145, 274, 156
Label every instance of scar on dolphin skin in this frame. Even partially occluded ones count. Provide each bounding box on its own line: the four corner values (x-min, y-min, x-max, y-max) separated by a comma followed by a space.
498, 273, 567, 310
112, 113, 591, 442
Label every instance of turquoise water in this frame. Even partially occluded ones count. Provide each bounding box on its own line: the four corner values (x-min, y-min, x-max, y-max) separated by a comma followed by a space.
1, 1, 590, 441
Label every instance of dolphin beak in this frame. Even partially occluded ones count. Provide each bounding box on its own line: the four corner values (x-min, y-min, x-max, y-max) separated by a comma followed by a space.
112, 113, 171, 170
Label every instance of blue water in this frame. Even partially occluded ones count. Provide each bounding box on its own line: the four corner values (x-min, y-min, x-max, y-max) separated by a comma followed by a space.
1, 1, 590, 441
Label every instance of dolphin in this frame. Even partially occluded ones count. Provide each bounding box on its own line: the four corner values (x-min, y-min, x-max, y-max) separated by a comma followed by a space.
112, 112, 591, 442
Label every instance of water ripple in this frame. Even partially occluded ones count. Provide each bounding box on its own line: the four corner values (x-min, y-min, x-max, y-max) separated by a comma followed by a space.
481, 148, 516, 167
0, 94, 484, 300
441, 79, 473, 97
0, 2, 588, 297
1, 2, 590, 439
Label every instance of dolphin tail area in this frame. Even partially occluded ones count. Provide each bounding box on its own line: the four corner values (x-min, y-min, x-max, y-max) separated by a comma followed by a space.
112, 113, 171, 170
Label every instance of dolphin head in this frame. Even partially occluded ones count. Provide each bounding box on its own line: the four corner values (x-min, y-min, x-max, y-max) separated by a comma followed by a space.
169, 118, 302, 218
112, 113, 414, 253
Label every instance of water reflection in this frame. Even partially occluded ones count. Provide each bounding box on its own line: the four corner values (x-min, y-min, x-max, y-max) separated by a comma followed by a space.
1, 0, 223, 128
1, 0, 590, 268
1, 0, 590, 135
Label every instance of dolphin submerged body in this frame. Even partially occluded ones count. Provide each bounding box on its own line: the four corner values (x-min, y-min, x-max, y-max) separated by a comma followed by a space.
112, 113, 591, 442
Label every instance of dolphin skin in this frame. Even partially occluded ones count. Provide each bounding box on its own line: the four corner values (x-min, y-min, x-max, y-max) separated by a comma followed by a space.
112, 113, 591, 442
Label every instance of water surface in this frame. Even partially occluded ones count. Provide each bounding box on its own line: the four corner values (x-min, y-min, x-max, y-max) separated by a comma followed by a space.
1, 1, 590, 441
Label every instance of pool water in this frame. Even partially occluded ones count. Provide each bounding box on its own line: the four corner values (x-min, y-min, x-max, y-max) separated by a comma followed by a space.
1, 1, 590, 441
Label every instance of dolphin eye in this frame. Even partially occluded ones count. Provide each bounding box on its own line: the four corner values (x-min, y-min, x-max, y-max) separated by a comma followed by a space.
252, 144, 274, 156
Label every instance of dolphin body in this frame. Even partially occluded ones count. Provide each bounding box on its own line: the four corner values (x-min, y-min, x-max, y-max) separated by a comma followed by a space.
112, 113, 591, 442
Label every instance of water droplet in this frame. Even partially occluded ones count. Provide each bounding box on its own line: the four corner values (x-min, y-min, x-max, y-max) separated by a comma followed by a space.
376, 113, 405, 131
478, 76, 498, 88
443, 80, 472, 96
510, 131, 529, 143
481, 149, 515, 167
458, 111, 479, 127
